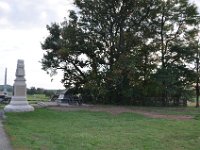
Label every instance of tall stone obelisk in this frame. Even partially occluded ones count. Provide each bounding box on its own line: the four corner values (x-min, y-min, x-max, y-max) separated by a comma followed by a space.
3, 68, 8, 95
4, 59, 34, 112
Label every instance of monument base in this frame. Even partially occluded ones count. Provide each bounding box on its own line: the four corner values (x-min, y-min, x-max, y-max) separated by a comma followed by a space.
4, 96, 34, 112
4, 105, 34, 112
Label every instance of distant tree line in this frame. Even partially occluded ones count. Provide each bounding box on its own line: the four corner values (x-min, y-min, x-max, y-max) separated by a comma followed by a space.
41, 0, 200, 106
0, 85, 13, 93
0, 85, 60, 98
27, 87, 56, 98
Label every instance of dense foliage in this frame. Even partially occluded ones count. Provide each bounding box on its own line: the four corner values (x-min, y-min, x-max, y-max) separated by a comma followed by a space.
41, 0, 200, 106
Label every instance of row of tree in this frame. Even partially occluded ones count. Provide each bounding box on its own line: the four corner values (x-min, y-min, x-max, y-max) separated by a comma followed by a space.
27, 87, 56, 97
41, 0, 200, 106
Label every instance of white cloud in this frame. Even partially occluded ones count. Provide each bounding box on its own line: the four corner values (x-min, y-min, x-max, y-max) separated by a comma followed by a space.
0, 0, 74, 89
0, 0, 74, 29
0, 28, 64, 89
40, 11, 48, 20
0, 1, 11, 13
0, 17, 10, 27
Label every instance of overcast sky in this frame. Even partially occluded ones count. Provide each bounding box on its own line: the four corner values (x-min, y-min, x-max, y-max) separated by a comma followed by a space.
0, 0, 75, 89
0, 0, 200, 90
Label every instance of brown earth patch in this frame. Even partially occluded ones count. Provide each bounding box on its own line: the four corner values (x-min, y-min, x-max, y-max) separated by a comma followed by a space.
48, 105, 193, 120
132, 110, 193, 120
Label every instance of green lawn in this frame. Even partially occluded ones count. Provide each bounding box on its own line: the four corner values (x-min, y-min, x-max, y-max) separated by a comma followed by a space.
4, 108, 200, 150
0, 104, 5, 109
27, 94, 50, 104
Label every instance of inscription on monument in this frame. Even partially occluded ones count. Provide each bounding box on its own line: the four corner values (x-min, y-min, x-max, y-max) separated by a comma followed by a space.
15, 86, 26, 96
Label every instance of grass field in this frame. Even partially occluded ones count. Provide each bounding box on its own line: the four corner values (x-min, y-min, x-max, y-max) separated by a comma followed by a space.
4, 107, 200, 150
128, 106, 200, 116
0, 104, 5, 109
27, 94, 50, 104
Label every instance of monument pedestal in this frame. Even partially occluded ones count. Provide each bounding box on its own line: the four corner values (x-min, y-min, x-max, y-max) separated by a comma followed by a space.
4, 59, 34, 112
4, 103, 34, 112
4, 96, 34, 112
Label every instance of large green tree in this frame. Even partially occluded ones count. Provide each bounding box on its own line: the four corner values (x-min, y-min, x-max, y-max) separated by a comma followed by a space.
41, 0, 200, 105
136, 0, 200, 106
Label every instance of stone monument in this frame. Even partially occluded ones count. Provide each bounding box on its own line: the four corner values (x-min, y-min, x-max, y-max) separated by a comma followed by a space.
4, 59, 34, 112
3, 68, 8, 95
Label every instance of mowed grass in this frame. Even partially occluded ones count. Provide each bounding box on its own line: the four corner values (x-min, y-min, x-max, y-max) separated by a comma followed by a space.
27, 94, 50, 104
4, 108, 200, 150
27, 94, 50, 101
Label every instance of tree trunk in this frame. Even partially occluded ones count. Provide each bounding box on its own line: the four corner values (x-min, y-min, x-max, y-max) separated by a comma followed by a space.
196, 84, 199, 107
196, 57, 199, 108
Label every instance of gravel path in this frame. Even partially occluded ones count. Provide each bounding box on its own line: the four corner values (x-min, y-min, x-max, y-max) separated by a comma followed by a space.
0, 120, 13, 150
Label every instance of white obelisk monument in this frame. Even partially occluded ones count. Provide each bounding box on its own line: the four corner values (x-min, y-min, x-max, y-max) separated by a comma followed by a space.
4, 59, 34, 112
3, 68, 8, 95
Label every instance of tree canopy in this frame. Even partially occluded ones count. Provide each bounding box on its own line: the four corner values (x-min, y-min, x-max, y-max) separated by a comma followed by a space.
41, 0, 200, 106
